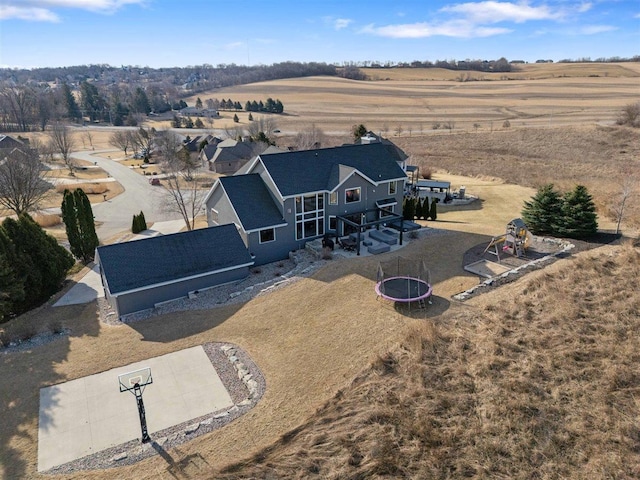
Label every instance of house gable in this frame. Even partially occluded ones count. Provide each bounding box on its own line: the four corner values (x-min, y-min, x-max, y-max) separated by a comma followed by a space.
218, 174, 285, 232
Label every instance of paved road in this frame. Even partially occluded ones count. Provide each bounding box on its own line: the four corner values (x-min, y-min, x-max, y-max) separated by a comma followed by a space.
73, 149, 184, 241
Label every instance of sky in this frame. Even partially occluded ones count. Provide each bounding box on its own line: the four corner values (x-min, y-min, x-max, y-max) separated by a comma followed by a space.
0, 0, 638, 69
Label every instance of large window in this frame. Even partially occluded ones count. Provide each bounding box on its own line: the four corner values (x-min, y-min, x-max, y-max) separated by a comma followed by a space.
345, 187, 361, 204
210, 208, 219, 224
295, 194, 324, 240
388, 181, 397, 195
259, 228, 275, 243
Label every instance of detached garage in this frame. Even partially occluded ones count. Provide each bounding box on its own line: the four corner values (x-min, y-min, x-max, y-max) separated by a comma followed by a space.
96, 224, 254, 319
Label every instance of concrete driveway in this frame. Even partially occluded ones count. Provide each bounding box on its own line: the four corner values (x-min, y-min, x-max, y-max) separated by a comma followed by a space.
72, 149, 184, 241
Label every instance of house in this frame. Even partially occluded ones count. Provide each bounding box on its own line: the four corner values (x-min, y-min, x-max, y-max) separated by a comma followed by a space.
204, 142, 408, 265
96, 224, 254, 318
0, 135, 29, 156
206, 139, 268, 174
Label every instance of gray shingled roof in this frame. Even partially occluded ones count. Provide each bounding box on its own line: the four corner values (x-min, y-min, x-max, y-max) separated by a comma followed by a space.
219, 174, 285, 231
259, 143, 407, 197
97, 224, 252, 295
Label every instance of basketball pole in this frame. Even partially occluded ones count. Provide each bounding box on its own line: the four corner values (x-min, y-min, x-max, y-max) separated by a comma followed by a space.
133, 383, 151, 443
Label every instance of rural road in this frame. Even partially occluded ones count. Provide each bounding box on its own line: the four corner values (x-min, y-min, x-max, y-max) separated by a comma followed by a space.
73, 149, 184, 241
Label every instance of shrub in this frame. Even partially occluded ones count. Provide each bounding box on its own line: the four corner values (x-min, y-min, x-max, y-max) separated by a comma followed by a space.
32, 214, 62, 228
616, 102, 640, 128
55, 183, 108, 195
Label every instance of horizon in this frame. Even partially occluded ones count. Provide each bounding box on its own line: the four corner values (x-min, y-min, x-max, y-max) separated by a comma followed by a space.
0, 1, 639, 70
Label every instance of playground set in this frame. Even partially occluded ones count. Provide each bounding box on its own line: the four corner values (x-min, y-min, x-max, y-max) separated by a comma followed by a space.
464, 218, 533, 279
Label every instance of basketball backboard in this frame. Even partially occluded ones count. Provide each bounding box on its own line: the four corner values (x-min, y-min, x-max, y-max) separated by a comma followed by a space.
118, 367, 152, 393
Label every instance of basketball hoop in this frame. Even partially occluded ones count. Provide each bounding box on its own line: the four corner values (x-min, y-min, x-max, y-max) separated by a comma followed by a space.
118, 367, 153, 443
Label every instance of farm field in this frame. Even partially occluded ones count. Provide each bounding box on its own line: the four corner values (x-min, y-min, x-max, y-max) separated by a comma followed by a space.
1, 62, 639, 479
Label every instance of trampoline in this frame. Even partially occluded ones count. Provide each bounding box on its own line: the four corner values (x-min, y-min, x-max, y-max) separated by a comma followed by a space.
375, 257, 433, 305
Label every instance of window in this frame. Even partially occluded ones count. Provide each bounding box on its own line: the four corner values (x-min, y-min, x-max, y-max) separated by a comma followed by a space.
388, 181, 397, 195
379, 205, 395, 218
259, 228, 275, 243
345, 187, 361, 204
295, 193, 325, 240
211, 208, 219, 224
329, 191, 338, 205
329, 215, 337, 232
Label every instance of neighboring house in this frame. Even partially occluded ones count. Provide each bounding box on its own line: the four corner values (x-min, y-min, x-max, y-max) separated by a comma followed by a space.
0, 135, 29, 157
96, 224, 254, 318
205, 142, 408, 265
207, 139, 267, 174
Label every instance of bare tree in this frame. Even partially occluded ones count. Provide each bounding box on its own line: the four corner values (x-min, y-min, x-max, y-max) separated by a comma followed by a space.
444, 120, 456, 133
0, 86, 36, 132
49, 122, 77, 175
82, 130, 94, 149
109, 130, 132, 156
247, 115, 278, 143
156, 131, 206, 230
130, 126, 156, 162
611, 175, 637, 235
0, 144, 50, 215
293, 124, 326, 150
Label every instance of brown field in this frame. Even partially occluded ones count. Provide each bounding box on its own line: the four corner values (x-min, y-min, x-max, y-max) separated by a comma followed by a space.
186, 63, 639, 134
1, 62, 639, 479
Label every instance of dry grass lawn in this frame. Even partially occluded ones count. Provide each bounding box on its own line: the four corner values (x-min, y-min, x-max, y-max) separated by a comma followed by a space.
215, 242, 640, 479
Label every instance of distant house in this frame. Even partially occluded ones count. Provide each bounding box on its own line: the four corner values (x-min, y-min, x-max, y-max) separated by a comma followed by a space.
205, 142, 408, 265
205, 139, 269, 174
96, 225, 254, 318
0, 135, 29, 156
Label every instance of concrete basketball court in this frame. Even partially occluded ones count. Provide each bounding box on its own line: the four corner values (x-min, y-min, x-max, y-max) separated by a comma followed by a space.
38, 346, 233, 472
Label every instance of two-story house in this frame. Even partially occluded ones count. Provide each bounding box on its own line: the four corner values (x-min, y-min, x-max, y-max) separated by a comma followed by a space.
204, 142, 408, 265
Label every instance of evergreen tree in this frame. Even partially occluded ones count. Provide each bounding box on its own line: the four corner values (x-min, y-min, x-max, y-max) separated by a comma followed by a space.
351, 124, 367, 140
62, 189, 99, 263
275, 99, 284, 113
172, 114, 181, 128
414, 197, 423, 219
430, 198, 438, 221
194, 118, 204, 129
265, 98, 276, 112
61, 189, 81, 259
248, 113, 254, 121
2, 214, 74, 313
132, 87, 151, 115
251, 100, 259, 112
558, 185, 598, 239
0, 229, 24, 322
61, 83, 81, 121
76, 189, 99, 262
195, 97, 203, 108
245, 101, 252, 112
521, 184, 563, 235
403, 197, 416, 220
233, 113, 239, 123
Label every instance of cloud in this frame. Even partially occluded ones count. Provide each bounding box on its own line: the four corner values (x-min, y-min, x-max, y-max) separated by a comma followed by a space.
440, 1, 561, 24
580, 24, 617, 34
323, 16, 352, 30
577, 2, 592, 14
0, 0, 147, 21
361, 20, 511, 38
0, 5, 60, 22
